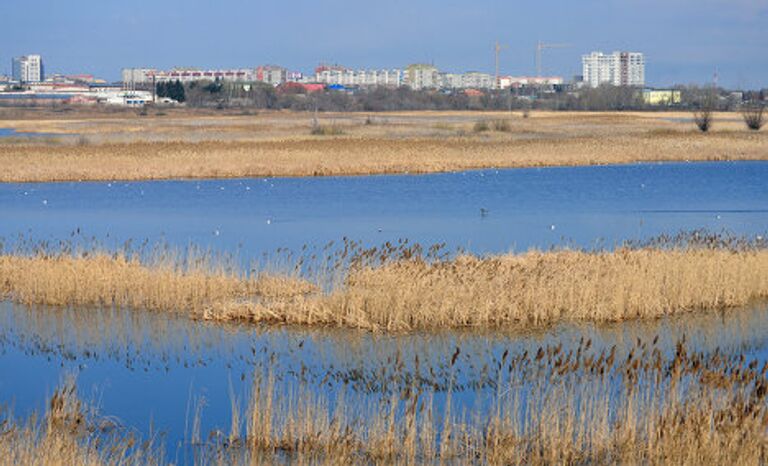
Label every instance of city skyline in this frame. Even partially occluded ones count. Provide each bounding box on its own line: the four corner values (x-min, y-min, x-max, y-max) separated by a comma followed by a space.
1, 0, 766, 88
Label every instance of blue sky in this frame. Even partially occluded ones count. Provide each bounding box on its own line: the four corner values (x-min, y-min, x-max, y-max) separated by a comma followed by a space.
1, 0, 766, 88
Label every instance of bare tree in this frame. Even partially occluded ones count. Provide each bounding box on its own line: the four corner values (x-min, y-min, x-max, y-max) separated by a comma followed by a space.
692, 90, 717, 132
741, 103, 765, 131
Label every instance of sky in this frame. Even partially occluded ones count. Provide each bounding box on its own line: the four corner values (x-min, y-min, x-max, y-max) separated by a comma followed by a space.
1, 0, 766, 88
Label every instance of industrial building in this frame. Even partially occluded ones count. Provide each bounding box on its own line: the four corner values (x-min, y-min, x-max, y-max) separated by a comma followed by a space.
12, 55, 44, 83
582, 51, 645, 88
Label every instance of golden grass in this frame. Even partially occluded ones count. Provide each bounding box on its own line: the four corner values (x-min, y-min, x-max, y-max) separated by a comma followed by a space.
0, 251, 315, 316
2, 235, 768, 332
0, 110, 765, 182
0, 378, 162, 466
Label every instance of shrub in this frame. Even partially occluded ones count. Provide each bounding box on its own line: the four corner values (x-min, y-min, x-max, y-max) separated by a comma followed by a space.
741, 104, 765, 131
310, 124, 344, 136
473, 120, 490, 132
491, 119, 512, 132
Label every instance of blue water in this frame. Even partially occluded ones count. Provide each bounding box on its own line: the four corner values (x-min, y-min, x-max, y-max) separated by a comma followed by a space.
0, 127, 56, 138
1, 162, 767, 260
1, 161, 768, 459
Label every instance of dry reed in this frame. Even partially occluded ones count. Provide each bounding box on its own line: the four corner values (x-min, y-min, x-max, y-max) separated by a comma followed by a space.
2, 234, 768, 332
0, 249, 315, 316
0, 378, 162, 466
211, 236, 768, 331
0, 110, 766, 182
8, 337, 766, 465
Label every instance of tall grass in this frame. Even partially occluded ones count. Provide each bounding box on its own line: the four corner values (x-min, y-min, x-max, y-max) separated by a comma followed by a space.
0, 243, 315, 316
2, 233, 768, 331
0, 377, 163, 465
1, 114, 767, 182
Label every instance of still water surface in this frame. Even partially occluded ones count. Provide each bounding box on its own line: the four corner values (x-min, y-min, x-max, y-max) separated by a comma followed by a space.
1, 161, 766, 257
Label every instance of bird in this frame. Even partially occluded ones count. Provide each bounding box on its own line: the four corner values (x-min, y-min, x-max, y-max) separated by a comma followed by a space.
266, 219, 271, 225
480, 208, 489, 217
550, 224, 556, 231
213, 229, 220, 236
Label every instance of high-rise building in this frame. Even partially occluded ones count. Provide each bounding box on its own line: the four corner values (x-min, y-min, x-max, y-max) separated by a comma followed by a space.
12, 55, 44, 83
581, 51, 644, 88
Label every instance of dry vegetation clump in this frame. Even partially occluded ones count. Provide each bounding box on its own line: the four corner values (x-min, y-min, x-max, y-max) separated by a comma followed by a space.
0, 248, 315, 316
310, 124, 344, 136
0, 378, 162, 466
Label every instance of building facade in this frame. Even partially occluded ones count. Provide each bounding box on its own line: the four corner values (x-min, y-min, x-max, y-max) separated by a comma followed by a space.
405, 64, 439, 90
12, 55, 44, 83
314, 65, 403, 87
582, 51, 644, 88
121, 66, 288, 85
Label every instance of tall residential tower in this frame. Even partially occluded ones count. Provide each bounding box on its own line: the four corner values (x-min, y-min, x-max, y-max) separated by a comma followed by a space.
12, 55, 44, 83
582, 51, 644, 88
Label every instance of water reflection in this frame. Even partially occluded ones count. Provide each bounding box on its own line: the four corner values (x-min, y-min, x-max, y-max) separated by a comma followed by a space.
2, 300, 768, 446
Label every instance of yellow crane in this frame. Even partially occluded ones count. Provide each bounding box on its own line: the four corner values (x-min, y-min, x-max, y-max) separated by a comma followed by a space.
536, 42, 571, 77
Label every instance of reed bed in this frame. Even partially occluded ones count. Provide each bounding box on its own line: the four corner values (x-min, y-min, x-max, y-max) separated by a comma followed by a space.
6, 338, 768, 464
0, 120, 766, 182
212, 234, 768, 331
2, 233, 768, 331
0, 246, 315, 316
226, 338, 768, 464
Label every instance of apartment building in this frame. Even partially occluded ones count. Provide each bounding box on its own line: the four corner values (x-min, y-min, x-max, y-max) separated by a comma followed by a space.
314, 64, 403, 87
12, 55, 44, 83
121, 66, 288, 85
582, 51, 644, 88
405, 64, 439, 90
439, 72, 495, 89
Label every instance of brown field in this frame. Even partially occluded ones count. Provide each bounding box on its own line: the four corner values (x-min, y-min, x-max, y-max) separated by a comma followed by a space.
3, 236, 767, 332
0, 108, 765, 183
6, 338, 767, 465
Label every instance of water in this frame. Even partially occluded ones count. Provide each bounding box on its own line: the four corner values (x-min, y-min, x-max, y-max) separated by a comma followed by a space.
2, 161, 768, 458
0, 127, 57, 138
1, 162, 767, 260
1, 301, 767, 452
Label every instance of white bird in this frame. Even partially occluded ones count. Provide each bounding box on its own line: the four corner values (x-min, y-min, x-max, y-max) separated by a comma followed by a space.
42, 199, 48, 205
213, 229, 220, 236
550, 224, 556, 231
266, 219, 271, 225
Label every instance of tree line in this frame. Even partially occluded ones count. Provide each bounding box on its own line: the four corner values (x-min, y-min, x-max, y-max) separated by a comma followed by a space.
150, 79, 766, 112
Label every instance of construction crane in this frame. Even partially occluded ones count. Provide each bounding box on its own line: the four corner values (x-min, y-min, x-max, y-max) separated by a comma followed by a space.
494, 41, 509, 88
536, 42, 571, 77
